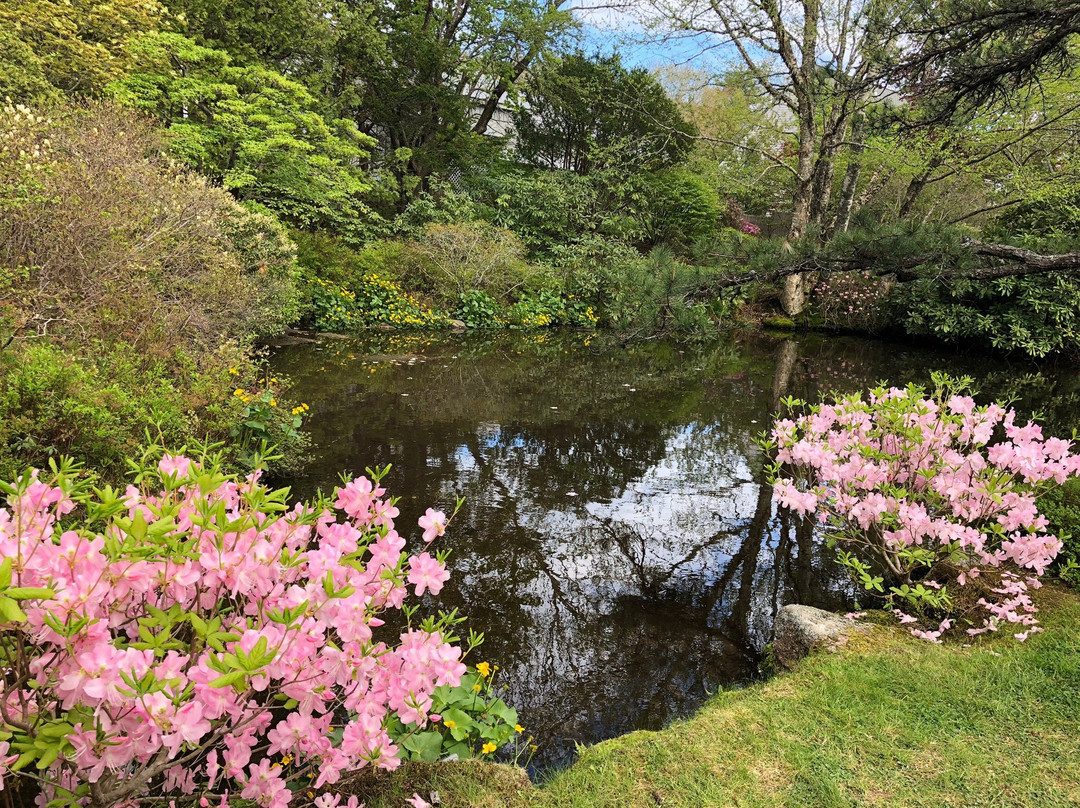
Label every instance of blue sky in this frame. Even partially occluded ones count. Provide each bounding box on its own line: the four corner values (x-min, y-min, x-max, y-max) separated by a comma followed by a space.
571, 5, 738, 72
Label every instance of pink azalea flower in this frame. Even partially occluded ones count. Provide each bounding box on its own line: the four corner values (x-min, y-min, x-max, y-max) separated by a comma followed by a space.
158, 454, 193, 479
408, 552, 449, 597
418, 509, 446, 542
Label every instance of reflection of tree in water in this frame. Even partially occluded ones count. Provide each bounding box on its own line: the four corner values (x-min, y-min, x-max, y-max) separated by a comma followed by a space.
276, 333, 756, 501
433, 430, 852, 769
417, 342, 849, 769
270, 331, 1079, 771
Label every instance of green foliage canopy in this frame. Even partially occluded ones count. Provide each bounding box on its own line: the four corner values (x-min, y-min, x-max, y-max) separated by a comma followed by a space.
111, 33, 379, 239
514, 52, 697, 175
0, 0, 165, 100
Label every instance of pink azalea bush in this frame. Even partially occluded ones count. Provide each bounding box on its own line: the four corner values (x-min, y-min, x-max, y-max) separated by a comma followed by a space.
0, 449, 473, 807
766, 374, 1080, 641
736, 218, 761, 237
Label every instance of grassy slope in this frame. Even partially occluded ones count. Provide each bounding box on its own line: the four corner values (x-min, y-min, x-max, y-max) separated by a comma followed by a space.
345, 589, 1080, 808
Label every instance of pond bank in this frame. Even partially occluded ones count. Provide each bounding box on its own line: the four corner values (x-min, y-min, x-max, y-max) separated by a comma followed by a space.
337, 586, 1080, 808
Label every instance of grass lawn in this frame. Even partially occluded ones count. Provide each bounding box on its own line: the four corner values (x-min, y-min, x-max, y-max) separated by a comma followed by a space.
340, 587, 1080, 808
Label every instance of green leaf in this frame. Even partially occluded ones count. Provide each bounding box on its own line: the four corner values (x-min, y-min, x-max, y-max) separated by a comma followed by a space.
36, 747, 60, 770
443, 741, 472, 760
6, 587, 54, 600
441, 708, 475, 742
486, 699, 516, 724
402, 731, 444, 762
209, 671, 247, 689
0, 597, 28, 623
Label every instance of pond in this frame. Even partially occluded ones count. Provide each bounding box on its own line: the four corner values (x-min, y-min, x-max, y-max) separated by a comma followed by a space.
269, 330, 1080, 772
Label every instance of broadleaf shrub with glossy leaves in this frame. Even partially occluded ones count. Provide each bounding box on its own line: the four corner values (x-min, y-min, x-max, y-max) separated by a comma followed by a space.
765, 374, 1080, 641
0, 449, 504, 806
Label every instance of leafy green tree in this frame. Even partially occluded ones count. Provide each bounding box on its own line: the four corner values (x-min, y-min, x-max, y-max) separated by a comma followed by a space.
0, 29, 59, 104
628, 168, 722, 249
659, 66, 790, 215
0, 0, 165, 100
838, 67, 1080, 233
111, 33, 379, 240
161, 0, 336, 69
514, 52, 696, 175
465, 166, 605, 251
642, 0, 900, 314
347, 0, 575, 206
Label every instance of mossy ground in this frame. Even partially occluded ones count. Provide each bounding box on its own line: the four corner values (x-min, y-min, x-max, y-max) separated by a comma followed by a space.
341, 587, 1080, 808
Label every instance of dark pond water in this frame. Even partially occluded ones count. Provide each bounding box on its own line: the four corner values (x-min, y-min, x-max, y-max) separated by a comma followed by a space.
269, 330, 1080, 771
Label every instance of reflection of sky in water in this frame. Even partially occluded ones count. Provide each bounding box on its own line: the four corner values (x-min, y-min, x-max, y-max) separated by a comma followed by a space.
430, 415, 852, 769
271, 331, 1080, 772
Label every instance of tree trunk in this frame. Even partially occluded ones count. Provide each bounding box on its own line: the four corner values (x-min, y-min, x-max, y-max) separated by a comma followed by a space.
770, 339, 799, 412
833, 113, 867, 234
782, 116, 816, 316
808, 106, 848, 229
898, 155, 944, 218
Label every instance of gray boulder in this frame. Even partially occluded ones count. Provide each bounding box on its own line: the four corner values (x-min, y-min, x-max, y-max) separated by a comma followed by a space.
773, 605, 867, 669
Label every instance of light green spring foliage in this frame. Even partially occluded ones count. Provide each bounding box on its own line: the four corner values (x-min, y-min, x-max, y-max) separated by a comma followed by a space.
659, 65, 791, 215
110, 33, 379, 240
0, 0, 165, 100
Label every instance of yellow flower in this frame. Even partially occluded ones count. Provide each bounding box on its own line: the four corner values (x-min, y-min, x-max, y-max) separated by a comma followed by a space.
475, 661, 491, 679
515, 724, 524, 734
444, 720, 456, 729
269, 398, 277, 407
472, 683, 482, 692
482, 742, 497, 755
228, 367, 239, 375
233, 388, 244, 396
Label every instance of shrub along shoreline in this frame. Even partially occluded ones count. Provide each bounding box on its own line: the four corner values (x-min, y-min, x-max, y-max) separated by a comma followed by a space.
338, 586, 1080, 808
5, 97, 1079, 483
0, 102, 310, 481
